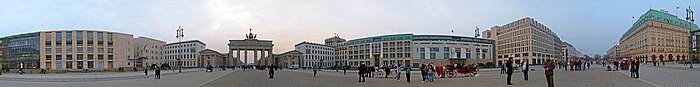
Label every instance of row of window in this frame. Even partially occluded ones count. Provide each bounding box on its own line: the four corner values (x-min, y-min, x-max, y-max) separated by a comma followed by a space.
45, 54, 113, 60
45, 47, 113, 54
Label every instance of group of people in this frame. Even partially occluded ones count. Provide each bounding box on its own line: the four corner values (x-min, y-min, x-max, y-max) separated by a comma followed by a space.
419, 64, 436, 83
504, 57, 555, 87
143, 67, 161, 79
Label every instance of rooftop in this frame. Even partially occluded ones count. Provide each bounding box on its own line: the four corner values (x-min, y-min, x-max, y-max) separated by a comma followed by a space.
621, 9, 700, 40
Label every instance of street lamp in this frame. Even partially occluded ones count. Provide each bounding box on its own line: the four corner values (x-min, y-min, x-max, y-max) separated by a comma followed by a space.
176, 26, 184, 73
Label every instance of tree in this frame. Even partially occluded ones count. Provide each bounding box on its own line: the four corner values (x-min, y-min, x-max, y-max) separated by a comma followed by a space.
150, 64, 158, 69
161, 63, 171, 69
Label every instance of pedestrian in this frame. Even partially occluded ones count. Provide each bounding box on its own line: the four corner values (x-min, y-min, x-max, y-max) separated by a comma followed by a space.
144, 68, 149, 79
313, 66, 318, 77
544, 56, 555, 87
384, 66, 390, 78
420, 64, 426, 83
428, 64, 435, 82
506, 57, 514, 85
343, 66, 347, 75
630, 59, 636, 78
522, 60, 529, 81
500, 64, 505, 74
634, 59, 640, 78
155, 67, 161, 79
358, 64, 366, 82
405, 65, 411, 83
269, 64, 275, 78
395, 65, 402, 81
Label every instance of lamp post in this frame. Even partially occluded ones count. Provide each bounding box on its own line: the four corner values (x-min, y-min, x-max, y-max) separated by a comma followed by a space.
687, 6, 695, 69
176, 26, 184, 73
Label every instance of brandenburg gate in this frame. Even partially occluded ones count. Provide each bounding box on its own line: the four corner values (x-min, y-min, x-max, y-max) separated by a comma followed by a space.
228, 28, 274, 66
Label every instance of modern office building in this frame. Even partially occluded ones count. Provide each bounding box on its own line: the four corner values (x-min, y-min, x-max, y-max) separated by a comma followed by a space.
607, 45, 620, 59
132, 37, 165, 68
199, 49, 225, 67
1, 32, 41, 69
487, 17, 563, 65
325, 35, 346, 47
0, 30, 136, 70
338, 34, 413, 67
412, 35, 495, 66
337, 33, 495, 67
164, 40, 206, 68
295, 41, 336, 68
620, 9, 699, 62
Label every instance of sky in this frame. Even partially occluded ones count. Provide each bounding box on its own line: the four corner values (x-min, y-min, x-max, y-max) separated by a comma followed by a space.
1, 0, 699, 57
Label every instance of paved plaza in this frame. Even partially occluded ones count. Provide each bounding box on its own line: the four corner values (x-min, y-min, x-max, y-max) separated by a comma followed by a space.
7, 64, 698, 87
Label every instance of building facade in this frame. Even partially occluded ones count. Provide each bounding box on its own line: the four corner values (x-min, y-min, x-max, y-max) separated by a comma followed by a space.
487, 17, 563, 65
0, 30, 137, 71
607, 45, 620, 59
338, 34, 413, 67
620, 9, 699, 62
164, 40, 206, 68
273, 50, 302, 68
228, 30, 274, 66
133, 37, 165, 68
562, 42, 583, 61
295, 41, 335, 68
412, 35, 495, 66
199, 49, 225, 67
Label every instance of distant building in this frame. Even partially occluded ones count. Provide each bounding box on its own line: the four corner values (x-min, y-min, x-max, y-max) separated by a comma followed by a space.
199, 49, 225, 67
132, 37, 165, 68
562, 42, 583, 61
325, 35, 346, 47
607, 45, 620, 59
486, 17, 563, 65
0, 30, 136, 71
273, 50, 303, 68
620, 9, 699, 62
296, 41, 335, 68
228, 29, 274, 66
164, 40, 206, 68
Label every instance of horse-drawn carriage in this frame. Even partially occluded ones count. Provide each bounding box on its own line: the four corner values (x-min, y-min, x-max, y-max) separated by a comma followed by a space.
443, 64, 478, 78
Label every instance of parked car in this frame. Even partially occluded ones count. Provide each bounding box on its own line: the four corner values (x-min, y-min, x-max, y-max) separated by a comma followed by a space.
289, 64, 300, 69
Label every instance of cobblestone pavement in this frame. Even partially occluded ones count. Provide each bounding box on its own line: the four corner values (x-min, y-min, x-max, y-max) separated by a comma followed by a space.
0, 70, 232, 87
616, 63, 700, 87
201, 65, 652, 87
0, 68, 202, 82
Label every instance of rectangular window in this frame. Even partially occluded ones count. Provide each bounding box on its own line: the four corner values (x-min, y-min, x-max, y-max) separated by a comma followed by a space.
87, 61, 94, 68
66, 61, 73, 69
108, 55, 113, 60
45, 48, 52, 54
97, 32, 103, 45
56, 47, 62, 54
466, 53, 471, 59
430, 53, 436, 59
87, 54, 94, 60
87, 32, 93, 46
67, 55, 73, 60
98, 55, 103, 60
66, 32, 72, 45
45, 55, 52, 60
444, 47, 450, 52
87, 47, 94, 53
444, 53, 450, 58
98, 48, 104, 53
77, 31, 83, 46
56, 55, 62, 60
56, 32, 62, 45
108, 48, 113, 53
77, 54, 84, 60
66, 48, 72, 54
430, 47, 439, 52
77, 47, 83, 53
107, 33, 113, 46
77, 61, 83, 69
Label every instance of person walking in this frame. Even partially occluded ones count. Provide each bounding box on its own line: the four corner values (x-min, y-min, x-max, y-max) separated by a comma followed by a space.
500, 64, 505, 74
358, 64, 366, 82
395, 65, 402, 81
522, 60, 529, 81
405, 65, 411, 83
313, 66, 318, 77
428, 64, 435, 82
544, 56, 556, 87
155, 67, 161, 79
269, 64, 275, 78
343, 66, 347, 75
384, 66, 390, 78
420, 64, 427, 83
506, 57, 514, 85
633, 59, 640, 78
144, 68, 149, 79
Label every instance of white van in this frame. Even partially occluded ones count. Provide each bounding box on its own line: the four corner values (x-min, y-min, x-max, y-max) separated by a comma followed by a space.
289, 64, 300, 69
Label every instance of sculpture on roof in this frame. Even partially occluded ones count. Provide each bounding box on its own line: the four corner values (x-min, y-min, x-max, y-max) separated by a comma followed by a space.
246, 28, 257, 40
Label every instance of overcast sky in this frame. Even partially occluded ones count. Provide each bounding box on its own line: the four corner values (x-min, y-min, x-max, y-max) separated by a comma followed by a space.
1, 0, 699, 56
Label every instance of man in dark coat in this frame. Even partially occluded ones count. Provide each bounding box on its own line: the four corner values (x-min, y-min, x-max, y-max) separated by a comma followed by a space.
358, 64, 366, 82
155, 67, 161, 79
269, 64, 274, 78
544, 56, 555, 87
506, 57, 514, 85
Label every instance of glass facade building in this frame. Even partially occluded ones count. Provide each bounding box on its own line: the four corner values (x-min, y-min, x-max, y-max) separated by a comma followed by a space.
0, 32, 41, 69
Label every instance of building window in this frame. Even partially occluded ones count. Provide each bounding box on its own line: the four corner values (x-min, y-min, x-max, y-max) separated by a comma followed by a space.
46, 48, 52, 54
56, 47, 62, 54
67, 55, 73, 60
77, 54, 84, 60
87, 47, 94, 53
87, 54, 94, 60
56, 32, 62, 45
66, 32, 72, 45
108, 55, 113, 60
87, 32, 93, 46
56, 55, 62, 60
87, 61, 94, 68
98, 54, 103, 60
77, 31, 83, 46
430, 53, 436, 59
46, 55, 52, 60
444, 53, 450, 58
66, 61, 73, 69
